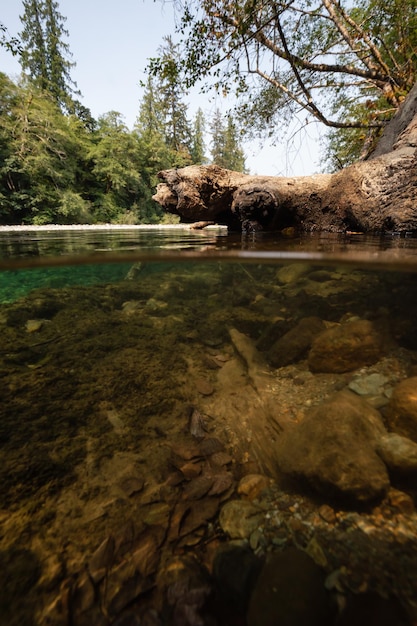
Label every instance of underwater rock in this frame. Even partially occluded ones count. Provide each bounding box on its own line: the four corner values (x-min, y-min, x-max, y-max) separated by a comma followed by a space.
376, 432, 417, 472
275, 390, 390, 501
348, 372, 390, 397
386, 377, 417, 443
25, 318, 44, 332
195, 377, 214, 396
219, 499, 264, 539
308, 319, 384, 373
212, 543, 262, 618
267, 316, 325, 368
237, 474, 271, 501
276, 263, 312, 285
157, 556, 213, 626
247, 548, 333, 626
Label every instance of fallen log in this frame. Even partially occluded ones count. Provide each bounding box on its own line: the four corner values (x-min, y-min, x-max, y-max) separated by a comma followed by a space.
153, 83, 417, 233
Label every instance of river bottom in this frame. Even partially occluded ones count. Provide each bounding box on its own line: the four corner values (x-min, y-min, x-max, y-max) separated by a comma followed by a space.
1, 259, 417, 625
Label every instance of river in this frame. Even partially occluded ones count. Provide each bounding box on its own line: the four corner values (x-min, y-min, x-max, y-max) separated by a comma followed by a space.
1, 225, 417, 625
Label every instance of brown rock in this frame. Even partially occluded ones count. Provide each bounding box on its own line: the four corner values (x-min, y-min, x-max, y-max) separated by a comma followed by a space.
219, 500, 264, 539
386, 377, 417, 443
237, 474, 271, 501
308, 319, 384, 373
386, 488, 415, 515
208, 472, 234, 496
275, 390, 390, 501
267, 316, 326, 367
179, 461, 202, 480
182, 475, 214, 500
195, 377, 215, 395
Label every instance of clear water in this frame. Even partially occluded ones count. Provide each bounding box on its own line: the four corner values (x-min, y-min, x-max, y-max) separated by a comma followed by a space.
1, 227, 417, 625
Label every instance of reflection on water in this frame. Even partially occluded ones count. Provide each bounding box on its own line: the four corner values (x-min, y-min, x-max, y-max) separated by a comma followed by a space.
1, 228, 417, 625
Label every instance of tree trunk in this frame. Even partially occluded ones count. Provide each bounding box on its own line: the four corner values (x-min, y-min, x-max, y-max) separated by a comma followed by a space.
153, 83, 417, 233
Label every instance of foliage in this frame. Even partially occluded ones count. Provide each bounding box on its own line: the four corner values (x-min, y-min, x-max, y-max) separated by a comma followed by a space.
190, 108, 207, 164
0, 22, 22, 55
0, 1, 249, 225
151, 0, 417, 165
210, 109, 247, 171
19, 0, 79, 111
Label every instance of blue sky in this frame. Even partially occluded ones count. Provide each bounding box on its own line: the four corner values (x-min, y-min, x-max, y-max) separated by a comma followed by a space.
1, 0, 321, 175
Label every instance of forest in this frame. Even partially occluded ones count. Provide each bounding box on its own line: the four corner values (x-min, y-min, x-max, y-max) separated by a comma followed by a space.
0, 2, 246, 226
1, 0, 416, 226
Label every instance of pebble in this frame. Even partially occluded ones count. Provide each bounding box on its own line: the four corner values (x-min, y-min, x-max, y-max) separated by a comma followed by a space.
237, 474, 271, 500
348, 372, 389, 396
195, 377, 215, 396
219, 500, 264, 540
25, 319, 43, 332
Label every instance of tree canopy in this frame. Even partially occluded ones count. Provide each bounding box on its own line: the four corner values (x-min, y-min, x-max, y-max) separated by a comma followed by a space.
149, 0, 417, 166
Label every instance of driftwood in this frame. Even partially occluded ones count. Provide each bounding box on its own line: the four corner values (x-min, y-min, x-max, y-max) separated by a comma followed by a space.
153, 83, 417, 233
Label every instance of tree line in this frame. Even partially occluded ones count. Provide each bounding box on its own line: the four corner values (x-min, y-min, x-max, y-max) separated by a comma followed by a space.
2, 0, 416, 225
0, 2, 246, 225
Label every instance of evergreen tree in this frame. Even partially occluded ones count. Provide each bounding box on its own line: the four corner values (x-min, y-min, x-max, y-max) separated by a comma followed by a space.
19, 0, 78, 110
210, 109, 246, 172
154, 36, 192, 165
0, 77, 91, 224
135, 76, 176, 222
223, 116, 246, 173
190, 108, 206, 164
210, 109, 225, 166
1, 22, 22, 55
88, 112, 143, 222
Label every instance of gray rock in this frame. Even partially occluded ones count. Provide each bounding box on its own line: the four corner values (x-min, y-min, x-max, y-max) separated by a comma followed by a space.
275, 390, 390, 501
376, 432, 417, 472
348, 372, 389, 396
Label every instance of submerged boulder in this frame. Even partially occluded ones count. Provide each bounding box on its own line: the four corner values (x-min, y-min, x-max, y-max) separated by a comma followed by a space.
275, 390, 389, 501
308, 319, 384, 373
267, 316, 326, 368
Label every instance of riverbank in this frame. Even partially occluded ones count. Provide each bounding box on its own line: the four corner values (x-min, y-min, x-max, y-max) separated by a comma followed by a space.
0, 223, 228, 232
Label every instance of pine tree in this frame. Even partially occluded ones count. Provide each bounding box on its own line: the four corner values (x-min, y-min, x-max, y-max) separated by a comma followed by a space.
156, 36, 192, 161
223, 116, 246, 173
19, 0, 78, 110
210, 108, 225, 166
210, 109, 246, 172
190, 108, 206, 164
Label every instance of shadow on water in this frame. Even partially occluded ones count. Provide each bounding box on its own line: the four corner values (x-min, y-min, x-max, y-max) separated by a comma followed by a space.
1, 227, 417, 625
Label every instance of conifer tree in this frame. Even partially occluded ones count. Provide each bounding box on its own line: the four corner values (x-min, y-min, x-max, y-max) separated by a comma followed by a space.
156, 36, 192, 160
210, 109, 246, 172
190, 108, 206, 164
19, 0, 78, 110
210, 108, 225, 166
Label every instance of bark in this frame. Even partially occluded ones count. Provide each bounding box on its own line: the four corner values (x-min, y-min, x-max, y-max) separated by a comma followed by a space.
153, 83, 417, 233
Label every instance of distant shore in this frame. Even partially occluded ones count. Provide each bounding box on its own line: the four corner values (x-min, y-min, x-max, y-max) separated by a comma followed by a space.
0, 223, 227, 232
